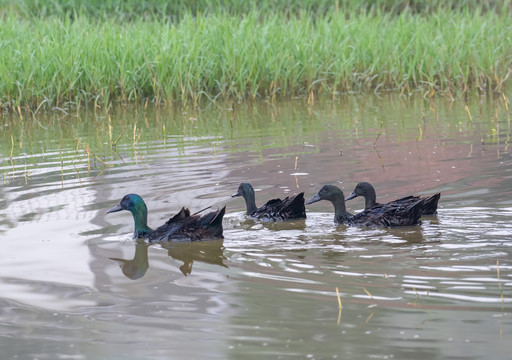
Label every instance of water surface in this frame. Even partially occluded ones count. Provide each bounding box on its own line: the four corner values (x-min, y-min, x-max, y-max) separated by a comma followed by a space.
1, 94, 511, 359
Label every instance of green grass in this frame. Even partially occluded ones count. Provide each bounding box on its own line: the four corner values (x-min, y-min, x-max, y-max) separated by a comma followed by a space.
1, 2, 512, 111
2, 0, 511, 19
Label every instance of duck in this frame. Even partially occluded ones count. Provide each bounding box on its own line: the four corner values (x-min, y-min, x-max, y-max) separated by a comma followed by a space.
345, 182, 440, 215
306, 184, 422, 227
107, 194, 226, 242
231, 182, 306, 221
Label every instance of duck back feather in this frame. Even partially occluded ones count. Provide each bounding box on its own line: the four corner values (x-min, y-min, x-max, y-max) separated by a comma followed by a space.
349, 199, 423, 227
148, 206, 226, 242
378, 193, 440, 216
254, 192, 306, 221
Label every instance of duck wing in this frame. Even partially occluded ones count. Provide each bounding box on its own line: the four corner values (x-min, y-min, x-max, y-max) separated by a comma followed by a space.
382, 193, 440, 216
147, 207, 226, 242
165, 207, 191, 223
251, 197, 282, 220
349, 200, 422, 227
146, 207, 191, 241
252, 193, 306, 221
179, 206, 225, 241
389, 195, 419, 204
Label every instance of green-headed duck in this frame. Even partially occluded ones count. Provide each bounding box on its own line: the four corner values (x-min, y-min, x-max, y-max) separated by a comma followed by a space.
107, 194, 225, 242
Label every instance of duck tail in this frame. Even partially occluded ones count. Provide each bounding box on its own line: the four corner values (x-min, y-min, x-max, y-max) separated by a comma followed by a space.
421, 193, 441, 215
406, 199, 423, 225
288, 192, 307, 218
209, 206, 226, 226
202, 206, 226, 238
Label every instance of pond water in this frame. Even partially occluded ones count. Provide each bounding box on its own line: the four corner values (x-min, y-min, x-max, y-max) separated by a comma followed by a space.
1, 94, 511, 359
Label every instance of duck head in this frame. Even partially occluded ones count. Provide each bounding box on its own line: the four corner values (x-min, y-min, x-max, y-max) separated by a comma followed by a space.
345, 182, 377, 210
306, 185, 344, 204
345, 182, 370, 200
306, 185, 350, 223
231, 182, 254, 199
107, 193, 147, 213
231, 183, 258, 215
107, 194, 152, 238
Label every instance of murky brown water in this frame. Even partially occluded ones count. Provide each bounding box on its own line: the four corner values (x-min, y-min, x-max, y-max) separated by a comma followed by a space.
1, 94, 511, 359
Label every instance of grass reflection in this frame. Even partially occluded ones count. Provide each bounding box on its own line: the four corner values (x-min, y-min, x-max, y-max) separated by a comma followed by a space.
1, 94, 510, 187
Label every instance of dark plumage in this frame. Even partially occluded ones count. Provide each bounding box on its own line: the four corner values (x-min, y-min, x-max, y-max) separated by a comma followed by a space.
345, 182, 440, 216
107, 194, 225, 242
306, 184, 422, 227
231, 182, 306, 222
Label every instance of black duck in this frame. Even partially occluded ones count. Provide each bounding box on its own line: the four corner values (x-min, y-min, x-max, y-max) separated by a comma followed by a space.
306, 184, 422, 227
345, 182, 440, 215
231, 182, 306, 221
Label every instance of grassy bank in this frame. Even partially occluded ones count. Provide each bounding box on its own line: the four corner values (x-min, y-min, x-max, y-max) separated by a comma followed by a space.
2, 0, 511, 19
1, 2, 512, 112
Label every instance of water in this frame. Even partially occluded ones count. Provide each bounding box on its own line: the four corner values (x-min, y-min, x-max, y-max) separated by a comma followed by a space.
1, 94, 511, 359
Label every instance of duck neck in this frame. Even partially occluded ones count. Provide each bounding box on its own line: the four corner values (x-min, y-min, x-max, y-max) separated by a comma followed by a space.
242, 191, 258, 215
130, 206, 153, 238
331, 196, 351, 224
364, 187, 377, 210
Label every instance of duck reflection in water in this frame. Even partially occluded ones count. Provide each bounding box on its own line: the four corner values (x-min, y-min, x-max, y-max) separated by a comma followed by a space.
161, 239, 227, 276
110, 240, 150, 280
386, 226, 426, 244
110, 239, 227, 278
236, 217, 307, 232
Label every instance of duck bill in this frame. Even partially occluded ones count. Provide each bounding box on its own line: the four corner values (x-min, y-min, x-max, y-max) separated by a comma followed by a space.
345, 192, 358, 201
231, 191, 241, 198
107, 204, 123, 214
305, 194, 321, 205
